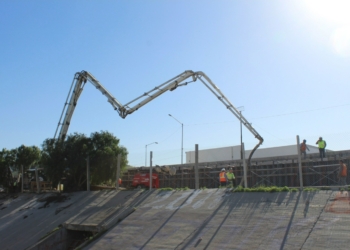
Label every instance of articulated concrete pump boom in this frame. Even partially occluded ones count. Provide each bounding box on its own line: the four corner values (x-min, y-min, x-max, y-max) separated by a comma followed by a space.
54, 70, 263, 164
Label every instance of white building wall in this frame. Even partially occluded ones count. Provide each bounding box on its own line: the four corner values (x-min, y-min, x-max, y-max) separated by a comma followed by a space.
186, 144, 321, 163
186, 146, 241, 163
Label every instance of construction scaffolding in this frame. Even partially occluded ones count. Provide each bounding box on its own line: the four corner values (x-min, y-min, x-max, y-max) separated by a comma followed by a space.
122, 150, 350, 189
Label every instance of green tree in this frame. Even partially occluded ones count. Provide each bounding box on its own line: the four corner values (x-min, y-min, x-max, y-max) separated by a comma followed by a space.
0, 145, 40, 188
15, 145, 41, 171
0, 149, 15, 188
41, 131, 128, 190
41, 133, 90, 190
64, 133, 91, 189
41, 138, 66, 186
89, 131, 128, 185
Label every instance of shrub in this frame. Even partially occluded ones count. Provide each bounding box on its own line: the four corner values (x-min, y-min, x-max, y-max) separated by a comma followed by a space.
269, 186, 279, 192
174, 187, 190, 191
232, 185, 302, 193
303, 187, 319, 192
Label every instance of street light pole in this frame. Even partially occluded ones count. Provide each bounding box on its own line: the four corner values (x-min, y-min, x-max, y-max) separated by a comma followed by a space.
237, 106, 245, 160
169, 114, 183, 164
145, 142, 158, 167
240, 110, 242, 150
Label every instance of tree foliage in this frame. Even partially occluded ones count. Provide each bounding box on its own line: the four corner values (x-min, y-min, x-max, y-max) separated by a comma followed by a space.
41, 138, 67, 185
15, 145, 41, 171
41, 131, 128, 190
0, 149, 15, 188
0, 145, 41, 188
89, 131, 128, 185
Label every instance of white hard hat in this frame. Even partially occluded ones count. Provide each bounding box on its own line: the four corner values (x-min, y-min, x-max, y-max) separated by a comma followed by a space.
221, 168, 225, 171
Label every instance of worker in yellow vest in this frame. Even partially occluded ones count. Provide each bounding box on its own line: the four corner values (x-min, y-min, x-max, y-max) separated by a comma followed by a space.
219, 168, 228, 187
315, 137, 327, 160
338, 160, 347, 186
227, 167, 236, 187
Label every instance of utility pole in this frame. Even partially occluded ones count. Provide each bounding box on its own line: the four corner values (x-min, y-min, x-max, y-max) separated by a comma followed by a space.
86, 156, 90, 191
116, 154, 121, 190
237, 106, 245, 160
195, 144, 199, 190
296, 135, 303, 190
150, 151, 153, 191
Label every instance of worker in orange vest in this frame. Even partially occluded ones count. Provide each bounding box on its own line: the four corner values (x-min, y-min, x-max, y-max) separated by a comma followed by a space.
300, 139, 310, 159
338, 160, 347, 186
219, 168, 228, 187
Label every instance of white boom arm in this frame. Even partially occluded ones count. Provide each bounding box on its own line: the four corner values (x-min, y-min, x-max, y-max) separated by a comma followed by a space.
54, 70, 263, 162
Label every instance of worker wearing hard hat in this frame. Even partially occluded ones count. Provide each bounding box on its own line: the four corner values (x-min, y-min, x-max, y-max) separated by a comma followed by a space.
300, 139, 310, 160
219, 168, 228, 187
227, 167, 236, 187
316, 137, 327, 160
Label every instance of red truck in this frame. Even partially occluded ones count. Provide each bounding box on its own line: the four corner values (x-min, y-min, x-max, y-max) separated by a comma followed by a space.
132, 173, 159, 189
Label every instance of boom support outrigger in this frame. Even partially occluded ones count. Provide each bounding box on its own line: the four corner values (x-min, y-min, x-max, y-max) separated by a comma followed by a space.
54, 70, 263, 165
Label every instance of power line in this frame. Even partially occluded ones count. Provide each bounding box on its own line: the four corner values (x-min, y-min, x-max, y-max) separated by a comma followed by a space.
186, 120, 234, 126
252, 123, 290, 145
253, 103, 350, 120
159, 127, 181, 143
185, 103, 350, 126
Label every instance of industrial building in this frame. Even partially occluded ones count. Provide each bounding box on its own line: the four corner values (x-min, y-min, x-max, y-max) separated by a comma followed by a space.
185, 144, 323, 163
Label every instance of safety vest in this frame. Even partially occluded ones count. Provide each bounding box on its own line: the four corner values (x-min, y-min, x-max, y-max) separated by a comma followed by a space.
227, 172, 235, 180
300, 143, 306, 152
219, 172, 226, 182
340, 164, 347, 177
318, 140, 325, 148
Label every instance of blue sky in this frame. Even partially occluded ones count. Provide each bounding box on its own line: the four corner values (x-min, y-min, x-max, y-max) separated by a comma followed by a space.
1, 1, 350, 167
